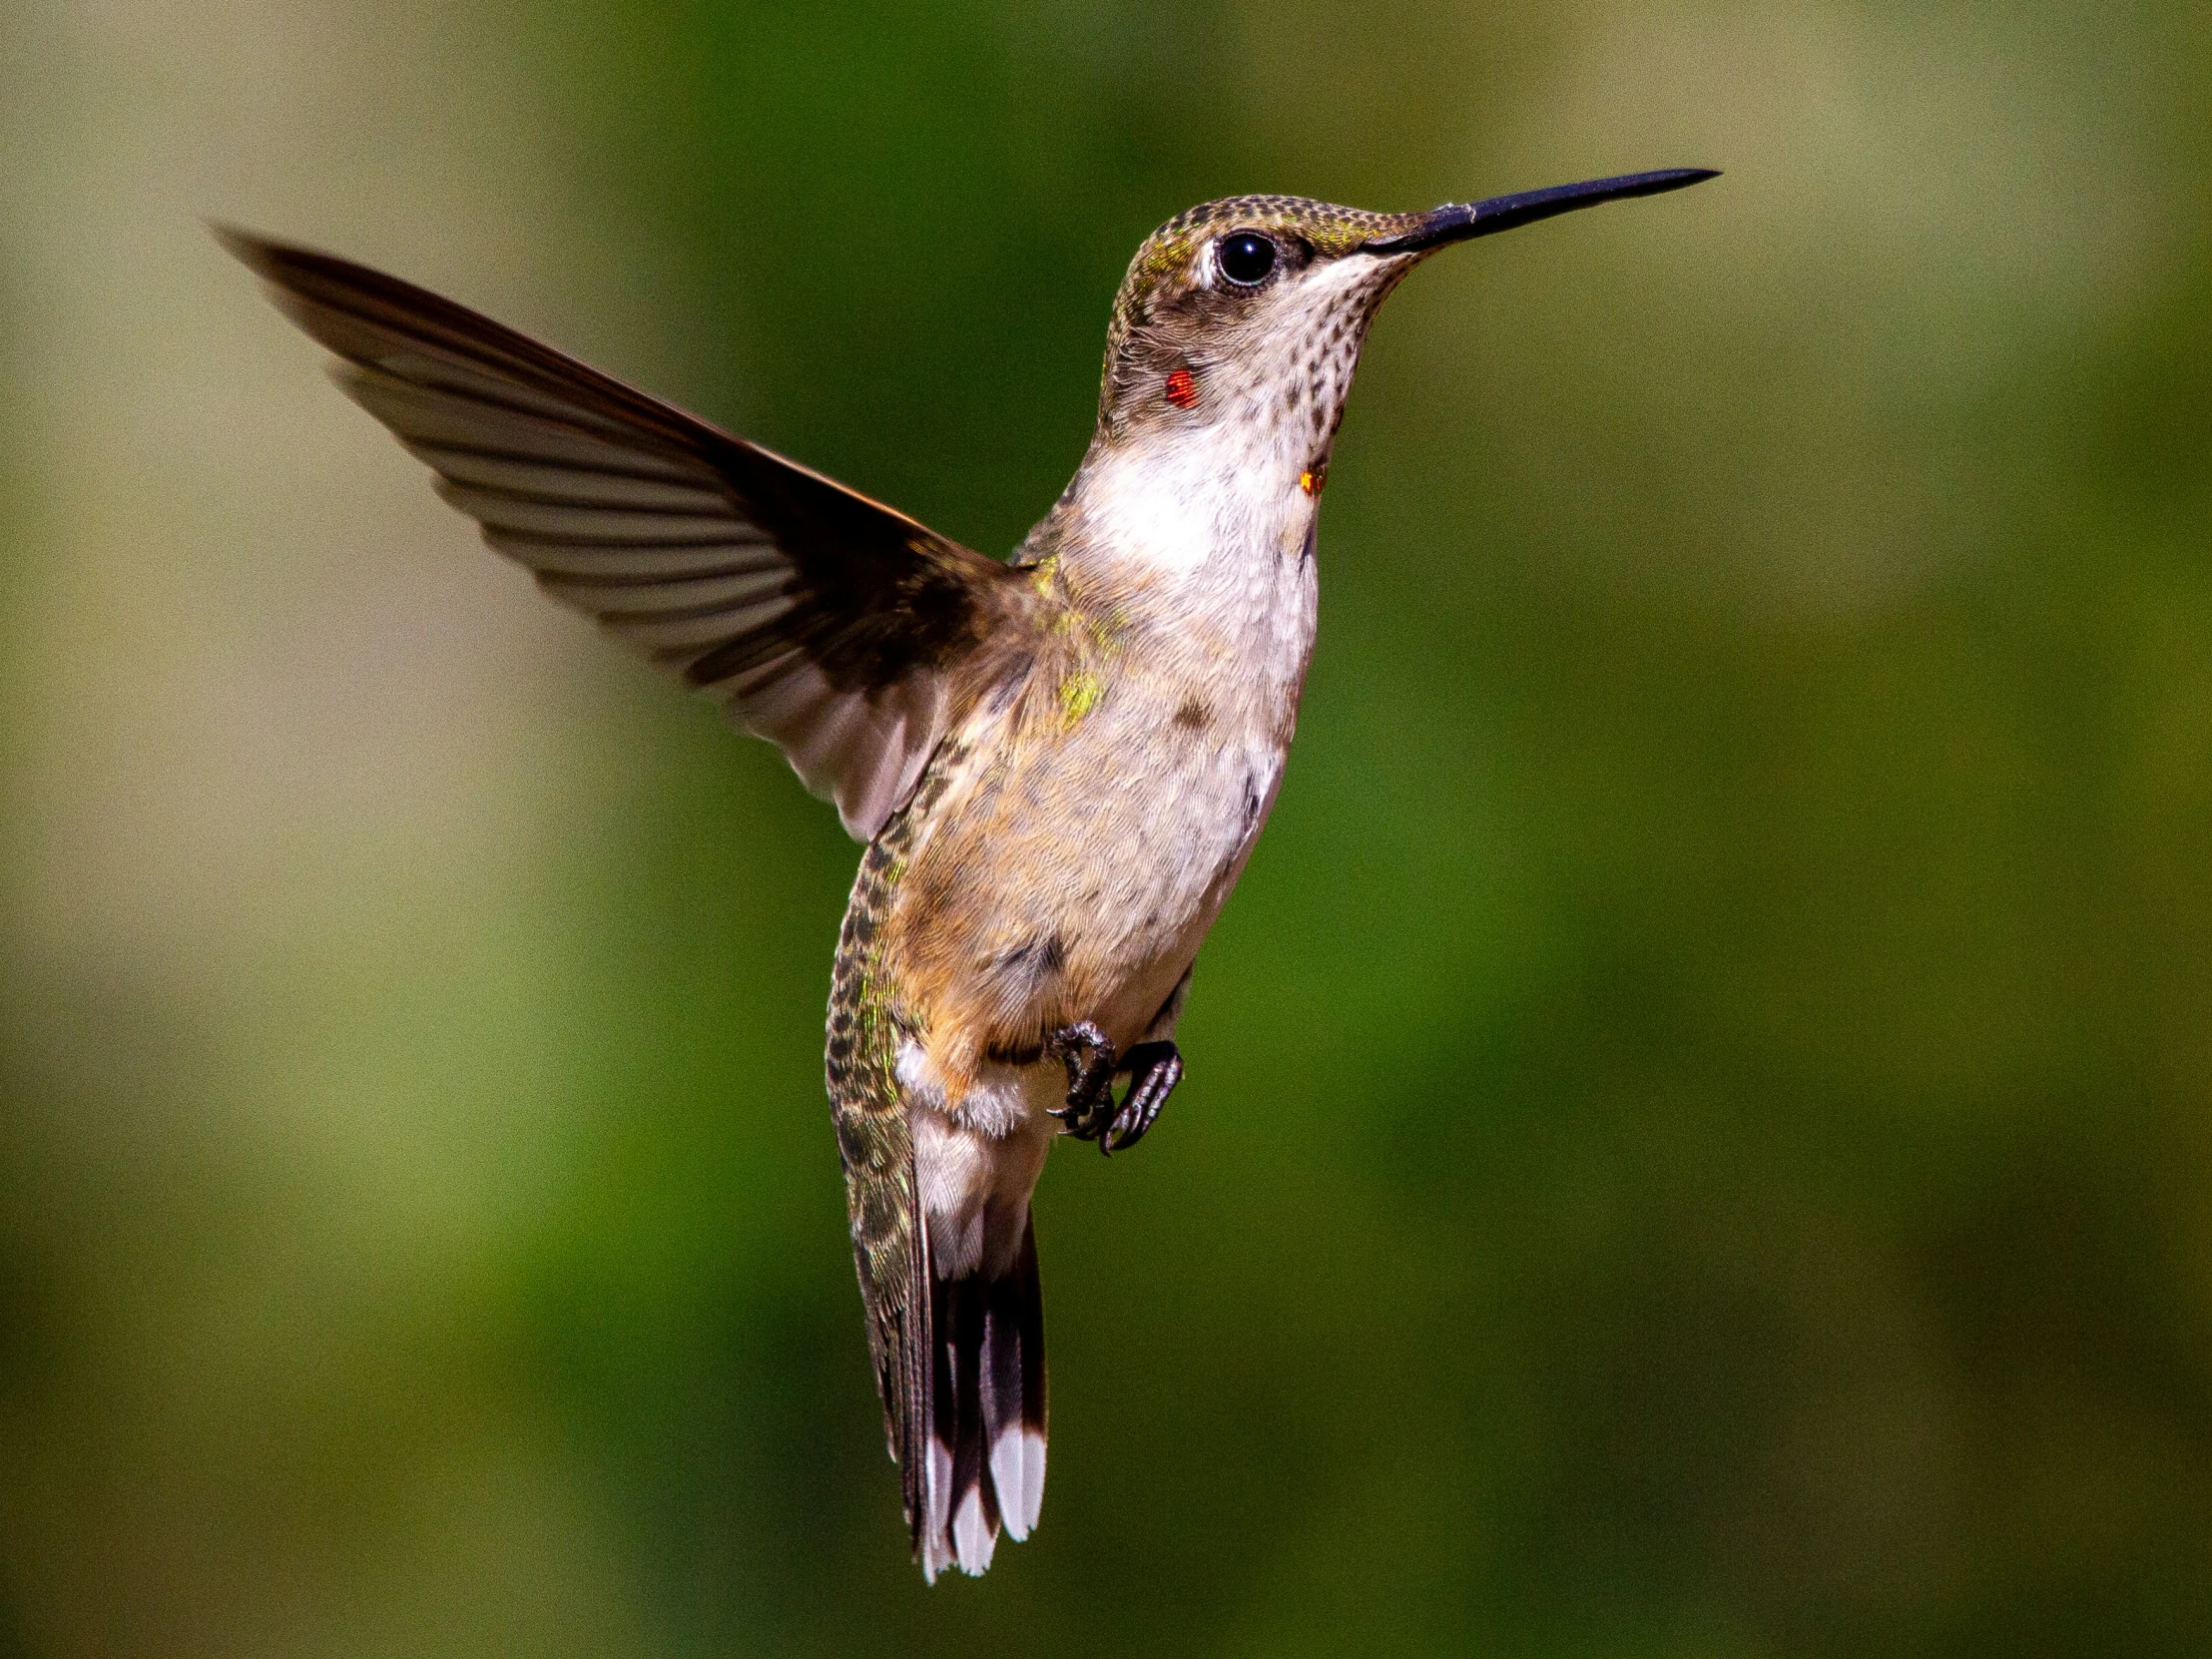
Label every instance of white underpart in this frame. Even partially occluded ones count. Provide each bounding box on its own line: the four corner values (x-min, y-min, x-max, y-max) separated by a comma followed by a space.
1088, 252, 1398, 588
898, 1042, 1058, 1275
1031, 259, 1390, 1038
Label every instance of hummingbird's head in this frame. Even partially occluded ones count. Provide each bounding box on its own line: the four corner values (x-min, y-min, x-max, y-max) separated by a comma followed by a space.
1094, 171, 1716, 465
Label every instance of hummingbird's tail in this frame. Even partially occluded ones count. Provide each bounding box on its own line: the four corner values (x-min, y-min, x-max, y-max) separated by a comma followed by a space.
916, 1210, 1047, 1580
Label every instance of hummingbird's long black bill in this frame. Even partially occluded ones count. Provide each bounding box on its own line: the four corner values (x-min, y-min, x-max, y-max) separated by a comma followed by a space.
1363, 167, 1718, 256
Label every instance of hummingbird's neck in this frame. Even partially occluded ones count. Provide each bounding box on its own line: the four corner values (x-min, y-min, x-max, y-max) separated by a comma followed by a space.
1022, 250, 1395, 603
1020, 419, 1324, 617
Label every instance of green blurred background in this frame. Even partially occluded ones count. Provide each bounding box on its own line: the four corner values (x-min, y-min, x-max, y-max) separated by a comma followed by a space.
4, 1, 2211, 1653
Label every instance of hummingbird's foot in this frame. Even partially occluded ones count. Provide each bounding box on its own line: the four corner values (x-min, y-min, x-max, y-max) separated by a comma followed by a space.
1105, 1040, 1182, 1154
1043, 1025, 1183, 1155
1045, 1021, 1119, 1143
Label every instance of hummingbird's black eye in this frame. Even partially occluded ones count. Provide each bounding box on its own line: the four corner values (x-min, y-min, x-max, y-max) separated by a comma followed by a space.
1216, 233, 1278, 286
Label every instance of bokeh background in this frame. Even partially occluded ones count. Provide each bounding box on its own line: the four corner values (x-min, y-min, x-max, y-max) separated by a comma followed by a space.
4, 1, 2211, 1653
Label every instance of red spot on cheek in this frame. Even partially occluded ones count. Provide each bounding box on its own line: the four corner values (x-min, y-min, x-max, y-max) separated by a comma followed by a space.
1164, 367, 1199, 410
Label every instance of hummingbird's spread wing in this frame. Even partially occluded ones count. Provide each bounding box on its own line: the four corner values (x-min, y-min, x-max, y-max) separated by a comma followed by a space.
220, 228, 1020, 839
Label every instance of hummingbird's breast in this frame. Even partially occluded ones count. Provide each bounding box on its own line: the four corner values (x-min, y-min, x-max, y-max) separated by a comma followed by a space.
876, 434, 1322, 1095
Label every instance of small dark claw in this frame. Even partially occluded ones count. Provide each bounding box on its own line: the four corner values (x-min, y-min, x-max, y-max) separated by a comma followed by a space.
1044, 1025, 1184, 1155
1044, 1021, 1119, 1143
1107, 1040, 1182, 1153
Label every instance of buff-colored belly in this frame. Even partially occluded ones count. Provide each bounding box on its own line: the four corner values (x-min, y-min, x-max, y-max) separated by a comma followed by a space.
882, 687, 1289, 1081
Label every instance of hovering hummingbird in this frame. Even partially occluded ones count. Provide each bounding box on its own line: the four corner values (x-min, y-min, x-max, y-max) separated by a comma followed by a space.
220, 163, 1712, 1581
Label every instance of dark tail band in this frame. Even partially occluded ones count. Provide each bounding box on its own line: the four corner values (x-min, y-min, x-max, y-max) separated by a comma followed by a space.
916, 1213, 1046, 1579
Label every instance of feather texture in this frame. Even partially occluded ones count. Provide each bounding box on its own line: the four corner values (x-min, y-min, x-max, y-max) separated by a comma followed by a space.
218, 226, 1024, 839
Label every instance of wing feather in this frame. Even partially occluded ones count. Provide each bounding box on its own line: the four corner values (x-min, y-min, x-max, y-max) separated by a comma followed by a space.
221, 226, 1025, 838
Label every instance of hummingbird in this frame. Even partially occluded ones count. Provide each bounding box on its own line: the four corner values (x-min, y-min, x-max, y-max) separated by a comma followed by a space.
219, 163, 1713, 1581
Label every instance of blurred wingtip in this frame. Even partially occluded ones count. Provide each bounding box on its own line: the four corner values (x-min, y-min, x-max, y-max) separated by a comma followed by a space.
207, 222, 350, 289
206, 219, 270, 264
207, 221, 303, 288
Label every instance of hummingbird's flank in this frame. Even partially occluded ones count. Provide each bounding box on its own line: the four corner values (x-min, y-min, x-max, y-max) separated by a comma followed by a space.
219, 164, 1713, 1581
